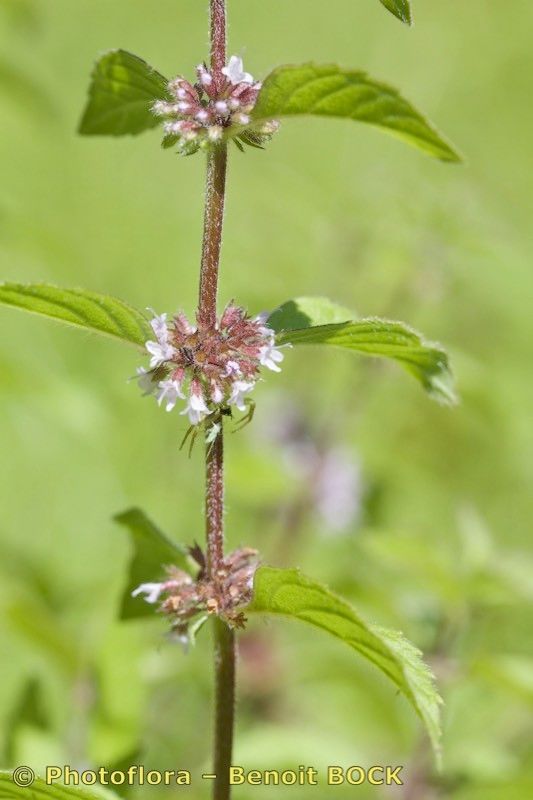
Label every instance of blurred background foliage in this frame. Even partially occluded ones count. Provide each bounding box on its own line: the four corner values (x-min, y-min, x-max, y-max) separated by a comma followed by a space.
1, 1, 532, 798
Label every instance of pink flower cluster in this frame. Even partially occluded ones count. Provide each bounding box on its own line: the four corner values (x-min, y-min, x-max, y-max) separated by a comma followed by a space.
137, 304, 284, 425
152, 55, 279, 154
132, 547, 259, 633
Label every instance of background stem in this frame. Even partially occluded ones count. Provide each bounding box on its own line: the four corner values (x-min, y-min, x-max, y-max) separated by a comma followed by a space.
213, 617, 236, 800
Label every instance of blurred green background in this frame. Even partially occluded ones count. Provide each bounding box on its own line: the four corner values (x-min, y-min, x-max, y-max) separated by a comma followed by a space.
1, 1, 533, 798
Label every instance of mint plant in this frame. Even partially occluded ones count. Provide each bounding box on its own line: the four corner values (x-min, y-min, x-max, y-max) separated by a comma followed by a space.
0, 1, 461, 797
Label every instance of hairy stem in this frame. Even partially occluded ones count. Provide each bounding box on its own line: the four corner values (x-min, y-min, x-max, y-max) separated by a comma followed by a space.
198, 146, 228, 330
198, 0, 228, 330
205, 419, 224, 577
201, 0, 228, 580
210, 0, 227, 77
197, 3, 235, 799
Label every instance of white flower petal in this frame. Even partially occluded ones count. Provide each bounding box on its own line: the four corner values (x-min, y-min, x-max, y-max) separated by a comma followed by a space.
180, 391, 210, 425
254, 310, 270, 326
222, 55, 254, 85
212, 383, 224, 404
157, 378, 185, 412
147, 309, 169, 343
229, 379, 255, 412
131, 582, 165, 604
145, 340, 175, 368
259, 343, 284, 373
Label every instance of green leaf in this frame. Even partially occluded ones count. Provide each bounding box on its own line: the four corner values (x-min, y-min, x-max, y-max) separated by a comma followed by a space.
0, 283, 151, 348
78, 49, 168, 136
248, 567, 442, 760
379, 0, 412, 25
269, 300, 456, 405
252, 63, 461, 162
115, 508, 193, 620
0, 772, 119, 800
268, 296, 355, 330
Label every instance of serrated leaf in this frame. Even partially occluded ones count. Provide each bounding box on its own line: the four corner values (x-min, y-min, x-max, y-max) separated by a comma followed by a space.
252, 63, 460, 162
268, 297, 354, 330
248, 567, 442, 760
0, 283, 151, 348
269, 300, 456, 405
379, 0, 412, 25
79, 49, 168, 136
115, 508, 193, 620
0, 772, 118, 800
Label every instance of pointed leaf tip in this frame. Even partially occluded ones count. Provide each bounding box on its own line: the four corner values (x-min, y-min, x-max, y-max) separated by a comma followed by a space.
248, 567, 442, 761
78, 49, 168, 137
252, 63, 461, 163
269, 299, 457, 406
380, 0, 413, 25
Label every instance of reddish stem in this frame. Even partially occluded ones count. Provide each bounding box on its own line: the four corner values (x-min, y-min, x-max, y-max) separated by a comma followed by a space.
205, 419, 224, 577
197, 4, 235, 800
210, 0, 227, 77
198, 146, 227, 330
198, 0, 227, 330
